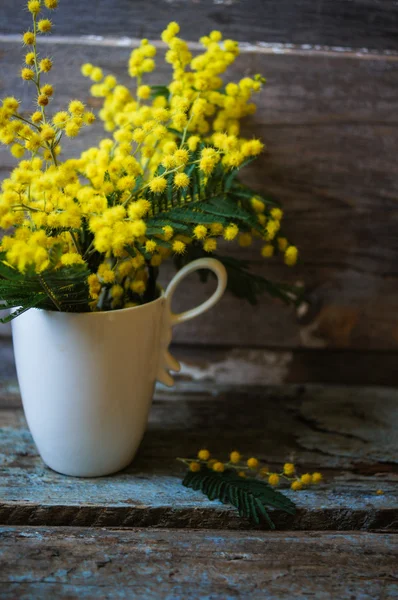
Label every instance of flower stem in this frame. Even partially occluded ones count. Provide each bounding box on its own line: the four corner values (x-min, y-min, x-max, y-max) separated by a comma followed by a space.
37, 274, 63, 312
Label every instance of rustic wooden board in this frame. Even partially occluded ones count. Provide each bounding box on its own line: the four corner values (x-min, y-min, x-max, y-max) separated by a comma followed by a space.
1, 382, 397, 530
0, 528, 397, 600
0, 40, 397, 350
3, 336, 398, 389
175, 345, 398, 388
1, 0, 398, 51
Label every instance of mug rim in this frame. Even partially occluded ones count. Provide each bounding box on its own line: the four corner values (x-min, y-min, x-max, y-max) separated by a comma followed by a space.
23, 289, 165, 319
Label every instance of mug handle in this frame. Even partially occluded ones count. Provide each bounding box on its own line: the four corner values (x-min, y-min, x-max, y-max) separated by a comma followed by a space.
156, 257, 227, 387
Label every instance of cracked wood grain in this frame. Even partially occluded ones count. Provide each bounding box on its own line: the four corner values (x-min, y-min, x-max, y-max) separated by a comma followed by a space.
298, 388, 398, 464
0, 528, 397, 600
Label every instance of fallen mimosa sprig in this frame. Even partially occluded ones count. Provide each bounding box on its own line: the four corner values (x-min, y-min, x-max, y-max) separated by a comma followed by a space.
178, 450, 323, 528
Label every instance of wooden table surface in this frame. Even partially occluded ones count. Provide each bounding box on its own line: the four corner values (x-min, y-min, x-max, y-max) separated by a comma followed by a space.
0, 339, 397, 599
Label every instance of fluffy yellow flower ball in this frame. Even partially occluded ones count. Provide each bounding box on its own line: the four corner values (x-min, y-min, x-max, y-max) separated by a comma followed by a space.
145, 240, 157, 253
283, 463, 295, 476
39, 58, 53, 73
131, 280, 146, 295
189, 461, 201, 472
21, 68, 34, 81
203, 239, 217, 253
212, 461, 225, 473
223, 223, 238, 241
172, 240, 186, 254
31, 111, 42, 123
193, 224, 207, 240
284, 246, 298, 266
37, 94, 49, 106
11, 144, 25, 158
61, 252, 85, 267
23, 31, 35, 45
162, 225, 174, 240
53, 111, 69, 128
173, 148, 189, 166
291, 480, 303, 491
68, 100, 85, 115
278, 237, 288, 252
247, 457, 259, 469
38, 19, 52, 33
174, 172, 190, 188
149, 176, 167, 194
197, 449, 210, 461
137, 85, 151, 100
65, 121, 80, 137
300, 473, 312, 485
3, 97, 20, 112
27, 1, 41, 15
81, 63, 93, 77
40, 124, 56, 141
161, 21, 180, 44
41, 84, 53, 97
129, 219, 147, 238
268, 473, 280, 486
229, 451, 241, 464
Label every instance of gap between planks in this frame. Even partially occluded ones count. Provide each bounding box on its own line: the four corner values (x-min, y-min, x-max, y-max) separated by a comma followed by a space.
0, 34, 397, 60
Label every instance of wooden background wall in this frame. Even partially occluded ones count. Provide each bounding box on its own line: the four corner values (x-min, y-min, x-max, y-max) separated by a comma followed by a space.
0, 1, 397, 385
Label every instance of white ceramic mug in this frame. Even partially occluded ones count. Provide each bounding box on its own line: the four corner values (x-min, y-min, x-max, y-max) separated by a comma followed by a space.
11, 257, 227, 477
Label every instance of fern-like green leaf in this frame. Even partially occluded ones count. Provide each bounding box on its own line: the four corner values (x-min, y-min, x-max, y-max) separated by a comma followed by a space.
0, 297, 44, 323
146, 218, 191, 234
183, 467, 296, 529
0, 252, 91, 321
224, 157, 256, 191
175, 245, 304, 306
228, 182, 281, 208
202, 197, 262, 231
153, 196, 264, 234
215, 255, 304, 305
150, 84, 169, 99
165, 206, 227, 225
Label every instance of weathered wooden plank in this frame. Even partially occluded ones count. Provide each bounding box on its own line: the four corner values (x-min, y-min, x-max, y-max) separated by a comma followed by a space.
1, 0, 398, 51
4, 336, 398, 390
0, 384, 397, 529
160, 263, 398, 349
175, 345, 398, 388
0, 41, 397, 349
0, 528, 397, 600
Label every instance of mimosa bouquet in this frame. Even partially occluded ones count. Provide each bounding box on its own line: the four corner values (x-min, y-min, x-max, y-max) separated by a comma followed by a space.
0, 0, 300, 321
